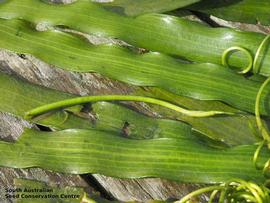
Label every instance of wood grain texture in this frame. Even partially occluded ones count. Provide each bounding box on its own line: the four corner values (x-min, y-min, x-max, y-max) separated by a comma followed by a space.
92, 175, 206, 202
209, 16, 270, 34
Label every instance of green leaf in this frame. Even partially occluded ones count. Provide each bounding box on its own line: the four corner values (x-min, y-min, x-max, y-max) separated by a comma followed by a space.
0, 0, 270, 76
189, 0, 270, 26
140, 88, 259, 146
0, 73, 224, 146
0, 128, 268, 184
0, 73, 71, 118
0, 73, 203, 141
0, 73, 192, 137
98, 0, 201, 16
0, 19, 270, 117
0, 72, 96, 130
0, 74, 266, 183
90, 102, 194, 140
0, 72, 259, 146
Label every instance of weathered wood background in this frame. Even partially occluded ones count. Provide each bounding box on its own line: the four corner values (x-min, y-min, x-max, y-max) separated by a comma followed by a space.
0, 1, 269, 202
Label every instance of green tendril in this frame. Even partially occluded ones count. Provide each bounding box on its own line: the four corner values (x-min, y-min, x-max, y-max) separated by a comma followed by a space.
24, 95, 233, 120
208, 190, 219, 203
223, 35, 270, 177
254, 75, 270, 178
81, 193, 97, 203
253, 141, 266, 170
253, 36, 270, 177
217, 183, 228, 203
177, 180, 269, 203
180, 35, 270, 202
255, 76, 270, 142
263, 160, 270, 177
253, 35, 270, 74
222, 46, 253, 74
175, 186, 224, 203
222, 35, 270, 75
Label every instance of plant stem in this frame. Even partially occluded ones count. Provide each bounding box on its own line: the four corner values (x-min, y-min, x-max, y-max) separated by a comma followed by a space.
175, 186, 224, 203
24, 95, 233, 119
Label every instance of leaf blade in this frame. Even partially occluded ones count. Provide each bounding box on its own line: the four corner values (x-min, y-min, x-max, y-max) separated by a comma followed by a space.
189, 0, 270, 26
1, 0, 270, 76
0, 72, 258, 146
99, 0, 201, 16
0, 128, 268, 184
0, 19, 269, 116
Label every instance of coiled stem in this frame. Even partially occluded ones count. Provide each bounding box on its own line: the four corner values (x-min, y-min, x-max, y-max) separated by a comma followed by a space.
177, 179, 270, 203
222, 46, 253, 74
222, 35, 270, 75
223, 34, 270, 178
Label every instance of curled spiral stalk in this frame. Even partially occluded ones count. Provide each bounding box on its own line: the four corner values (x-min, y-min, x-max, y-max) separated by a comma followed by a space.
253, 60, 270, 178
223, 34, 270, 178
222, 35, 270, 75
177, 179, 270, 203
177, 34, 270, 203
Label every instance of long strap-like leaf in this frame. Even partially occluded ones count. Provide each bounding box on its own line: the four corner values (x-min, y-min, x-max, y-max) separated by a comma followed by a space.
0, 0, 269, 75
98, 0, 201, 16
189, 0, 270, 26
0, 73, 257, 146
0, 72, 210, 142
0, 128, 268, 184
1, 20, 270, 116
